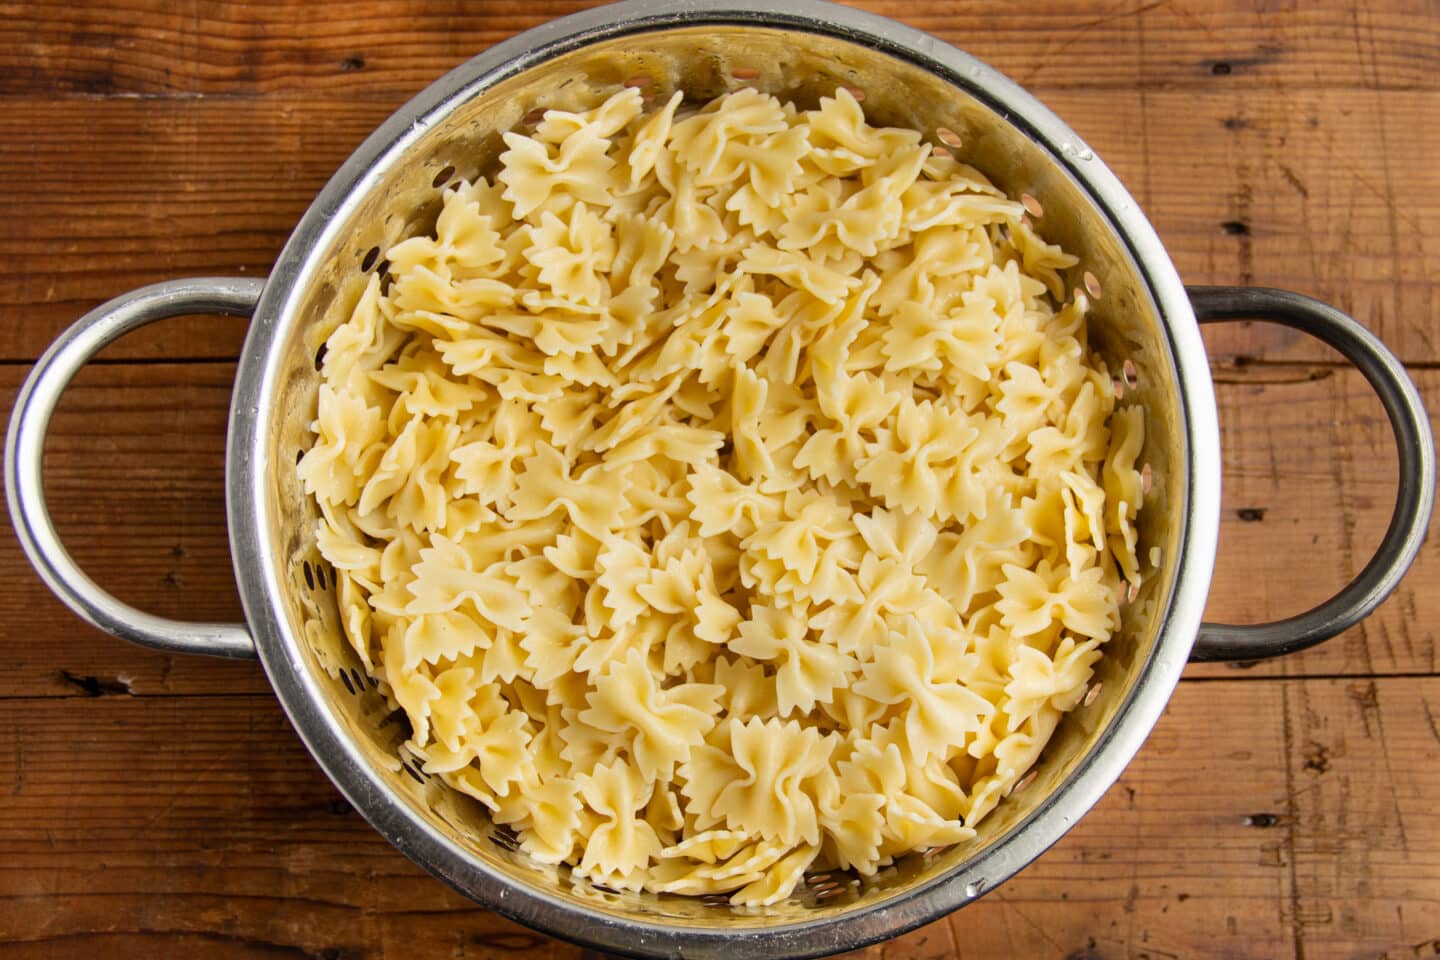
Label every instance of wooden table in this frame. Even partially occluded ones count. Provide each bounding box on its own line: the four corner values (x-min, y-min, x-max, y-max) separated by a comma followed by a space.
2, 2, 1436, 957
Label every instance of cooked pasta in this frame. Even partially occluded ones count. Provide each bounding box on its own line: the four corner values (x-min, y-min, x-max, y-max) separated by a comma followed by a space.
300, 85, 1145, 905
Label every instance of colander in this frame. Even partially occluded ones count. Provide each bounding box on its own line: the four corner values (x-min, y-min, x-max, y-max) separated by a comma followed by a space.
6, 1, 1434, 957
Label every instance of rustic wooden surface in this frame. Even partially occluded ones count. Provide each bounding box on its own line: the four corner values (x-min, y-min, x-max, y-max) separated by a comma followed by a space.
1, 1, 1437, 958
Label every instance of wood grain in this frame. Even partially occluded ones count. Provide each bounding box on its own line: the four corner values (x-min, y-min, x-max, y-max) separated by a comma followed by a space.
1283, 678, 1440, 959
1187, 358, 1439, 679
0, 0, 1435, 98
0, 695, 570, 959
0, 97, 376, 361
0, 360, 270, 699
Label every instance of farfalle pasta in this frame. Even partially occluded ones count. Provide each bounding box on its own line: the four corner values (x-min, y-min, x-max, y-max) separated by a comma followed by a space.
301, 85, 1146, 906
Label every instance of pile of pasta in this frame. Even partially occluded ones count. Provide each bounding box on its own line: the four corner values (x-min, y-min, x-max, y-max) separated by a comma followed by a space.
301, 85, 1145, 906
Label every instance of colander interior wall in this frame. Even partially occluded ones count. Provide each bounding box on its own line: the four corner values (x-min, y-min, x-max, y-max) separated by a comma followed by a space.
263, 23, 1184, 932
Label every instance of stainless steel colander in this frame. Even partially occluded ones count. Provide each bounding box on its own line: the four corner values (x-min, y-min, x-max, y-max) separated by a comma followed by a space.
6, 1, 1434, 957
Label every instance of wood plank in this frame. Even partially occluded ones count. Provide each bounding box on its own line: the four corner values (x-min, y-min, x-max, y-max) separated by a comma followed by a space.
0, 97, 382, 362
0, 0, 1435, 99
1092, 87, 1440, 368
0, 359, 1434, 698
1186, 358, 1439, 680
0, 361, 268, 698
3, 87, 1437, 364
0, 680, 1328, 959
0, 694, 573, 959
1283, 678, 1440, 960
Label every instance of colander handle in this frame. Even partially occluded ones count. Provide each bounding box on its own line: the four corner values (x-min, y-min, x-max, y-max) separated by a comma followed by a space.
5, 278, 263, 659
1187, 285, 1436, 662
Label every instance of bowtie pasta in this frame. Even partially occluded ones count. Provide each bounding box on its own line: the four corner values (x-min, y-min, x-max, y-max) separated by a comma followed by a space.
301, 85, 1145, 906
